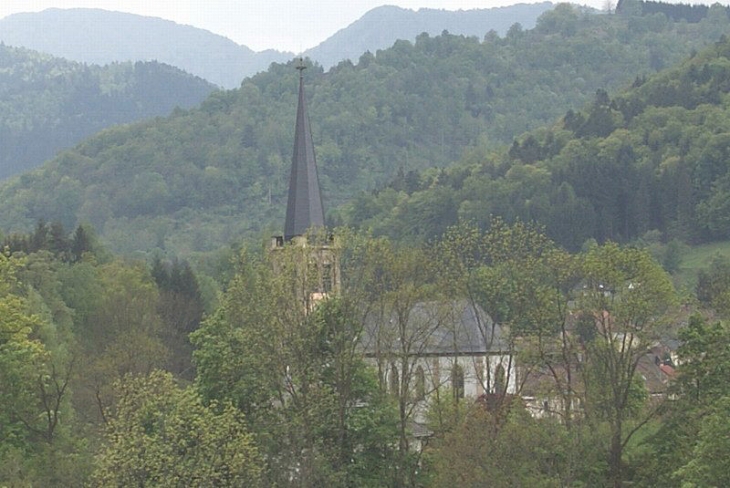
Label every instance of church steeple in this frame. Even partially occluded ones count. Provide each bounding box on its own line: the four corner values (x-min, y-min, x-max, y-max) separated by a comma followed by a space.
284, 61, 325, 241
271, 61, 340, 300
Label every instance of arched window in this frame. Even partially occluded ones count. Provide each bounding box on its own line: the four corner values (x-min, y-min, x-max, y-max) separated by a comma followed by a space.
451, 364, 465, 400
495, 364, 506, 394
390, 363, 399, 396
415, 366, 426, 401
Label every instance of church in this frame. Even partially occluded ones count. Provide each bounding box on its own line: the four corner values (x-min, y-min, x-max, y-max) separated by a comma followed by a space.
272, 62, 517, 432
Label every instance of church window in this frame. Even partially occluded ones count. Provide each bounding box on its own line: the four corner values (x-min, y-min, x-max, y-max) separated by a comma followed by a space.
390, 363, 399, 396
452, 364, 465, 399
495, 364, 506, 394
415, 366, 426, 401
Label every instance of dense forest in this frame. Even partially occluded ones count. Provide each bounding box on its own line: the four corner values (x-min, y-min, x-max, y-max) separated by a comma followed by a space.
2, 219, 730, 486
0, 44, 215, 179
301, 2, 554, 69
1, 4, 729, 255
337, 33, 730, 251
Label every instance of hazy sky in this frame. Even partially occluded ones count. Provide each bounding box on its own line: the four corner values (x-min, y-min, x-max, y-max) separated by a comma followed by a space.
0, 0, 605, 52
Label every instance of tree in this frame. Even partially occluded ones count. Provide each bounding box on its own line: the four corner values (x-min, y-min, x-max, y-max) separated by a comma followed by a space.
0, 253, 47, 455
696, 254, 730, 315
192, 234, 398, 487
150, 257, 205, 379
668, 316, 730, 487
70, 225, 94, 263
0, 252, 89, 486
437, 220, 581, 424
636, 315, 730, 487
91, 370, 262, 487
427, 404, 599, 488
355, 236, 447, 486
578, 243, 677, 488
675, 395, 730, 487
73, 261, 168, 425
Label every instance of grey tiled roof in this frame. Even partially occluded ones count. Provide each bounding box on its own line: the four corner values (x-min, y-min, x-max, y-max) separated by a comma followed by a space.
361, 299, 508, 356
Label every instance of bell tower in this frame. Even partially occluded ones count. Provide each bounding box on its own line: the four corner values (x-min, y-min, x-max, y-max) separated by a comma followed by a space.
271, 60, 339, 299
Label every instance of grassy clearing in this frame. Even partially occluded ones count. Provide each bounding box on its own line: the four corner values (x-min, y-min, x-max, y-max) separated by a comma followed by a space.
675, 241, 730, 290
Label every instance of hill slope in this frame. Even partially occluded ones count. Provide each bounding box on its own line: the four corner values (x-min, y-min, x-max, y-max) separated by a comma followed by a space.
0, 44, 216, 179
303, 3, 555, 69
0, 8, 293, 88
337, 31, 730, 251
0, 5, 727, 255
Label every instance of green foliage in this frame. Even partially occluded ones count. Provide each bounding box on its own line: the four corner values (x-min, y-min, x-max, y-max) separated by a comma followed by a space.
0, 253, 47, 451
0, 44, 214, 180
668, 318, 730, 486
634, 315, 730, 487
696, 254, 730, 315
151, 257, 205, 378
0, 218, 711, 487
3, 220, 100, 263
2, 6, 727, 254
192, 241, 399, 486
675, 315, 730, 404
340, 34, 730, 250
92, 370, 262, 487
675, 395, 730, 487
428, 407, 584, 488
0, 251, 92, 486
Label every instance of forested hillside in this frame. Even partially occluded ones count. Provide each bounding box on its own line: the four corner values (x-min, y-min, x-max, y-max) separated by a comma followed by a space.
0, 4, 728, 255
338, 29, 730, 251
0, 44, 215, 179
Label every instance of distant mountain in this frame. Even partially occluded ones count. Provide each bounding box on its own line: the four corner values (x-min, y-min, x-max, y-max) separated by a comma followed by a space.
303, 3, 555, 69
0, 44, 215, 179
0, 8, 293, 88
0, 4, 556, 85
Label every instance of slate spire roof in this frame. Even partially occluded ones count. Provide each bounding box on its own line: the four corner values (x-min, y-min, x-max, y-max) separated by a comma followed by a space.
284, 63, 325, 241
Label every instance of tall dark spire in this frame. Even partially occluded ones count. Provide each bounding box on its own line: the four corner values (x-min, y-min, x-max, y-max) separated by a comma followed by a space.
284, 61, 325, 241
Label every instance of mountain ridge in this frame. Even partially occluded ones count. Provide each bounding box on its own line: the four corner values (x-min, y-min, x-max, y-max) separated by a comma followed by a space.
0, 8, 293, 88
303, 3, 555, 69
0, 4, 554, 87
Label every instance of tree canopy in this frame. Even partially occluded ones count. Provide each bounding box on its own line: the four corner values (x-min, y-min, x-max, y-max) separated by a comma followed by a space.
0, 44, 215, 180
1, 5, 727, 254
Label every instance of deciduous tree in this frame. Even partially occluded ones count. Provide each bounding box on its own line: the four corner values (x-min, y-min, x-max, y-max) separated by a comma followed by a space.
92, 370, 262, 487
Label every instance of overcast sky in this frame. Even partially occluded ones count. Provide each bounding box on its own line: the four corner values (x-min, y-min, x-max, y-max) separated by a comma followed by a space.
0, 0, 610, 52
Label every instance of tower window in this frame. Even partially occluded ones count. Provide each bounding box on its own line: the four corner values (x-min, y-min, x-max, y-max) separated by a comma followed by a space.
452, 364, 465, 400
322, 263, 333, 293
